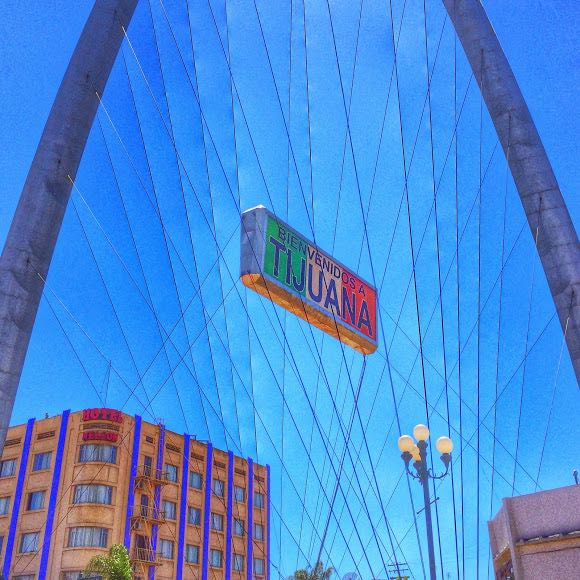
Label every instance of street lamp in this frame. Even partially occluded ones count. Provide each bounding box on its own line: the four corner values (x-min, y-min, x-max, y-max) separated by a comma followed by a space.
398, 425, 453, 580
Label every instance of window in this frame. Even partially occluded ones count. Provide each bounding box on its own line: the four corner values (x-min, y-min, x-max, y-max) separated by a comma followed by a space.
19, 532, 39, 553
68, 527, 108, 548
254, 491, 264, 508
13, 576, 35, 580
27, 490, 46, 511
211, 512, 223, 531
234, 485, 245, 502
254, 523, 264, 540
162, 500, 176, 520
138, 495, 150, 517
212, 478, 224, 497
32, 451, 52, 471
158, 538, 174, 559
185, 544, 200, 564
210, 549, 222, 568
165, 464, 178, 483
73, 484, 112, 505
189, 471, 203, 489
0, 496, 10, 515
78, 444, 117, 464
188, 506, 201, 525
0, 459, 16, 477
143, 455, 153, 476
254, 558, 265, 575
233, 518, 244, 536
62, 573, 103, 580
233, 553, 244, 572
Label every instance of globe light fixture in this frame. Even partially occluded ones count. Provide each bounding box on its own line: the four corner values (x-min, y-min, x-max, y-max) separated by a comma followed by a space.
397, 424, 453, 580
410, 445, 421, 462
436, 436, 453, 455
397, 435, 415, 453
413, 423, 430, 442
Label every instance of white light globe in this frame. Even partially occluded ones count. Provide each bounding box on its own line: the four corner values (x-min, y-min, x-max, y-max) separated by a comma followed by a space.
397, 435, 415, 453
413, 423, 430, 442
411, 445, 421, 462
436, 436, 453, 454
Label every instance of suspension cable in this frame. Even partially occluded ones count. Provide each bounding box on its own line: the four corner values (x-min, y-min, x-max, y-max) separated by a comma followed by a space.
487, 114, 511, 578
512, 197, 543, 494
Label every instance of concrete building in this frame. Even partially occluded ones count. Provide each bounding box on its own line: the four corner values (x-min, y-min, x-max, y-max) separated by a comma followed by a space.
0, 408, 270, 579
488, 485, 580, 579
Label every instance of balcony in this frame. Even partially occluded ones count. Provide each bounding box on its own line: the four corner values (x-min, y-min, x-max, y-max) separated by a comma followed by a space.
130, 505, 166, 524
131, 547, 160, 566
134, 466, 171, 486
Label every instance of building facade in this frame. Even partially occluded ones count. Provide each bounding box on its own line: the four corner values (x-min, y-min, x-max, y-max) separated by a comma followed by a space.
488, 484, 580, 579
0, 408, 270, 579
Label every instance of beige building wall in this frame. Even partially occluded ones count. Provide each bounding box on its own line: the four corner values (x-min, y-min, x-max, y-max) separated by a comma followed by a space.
488, 485, 580, 579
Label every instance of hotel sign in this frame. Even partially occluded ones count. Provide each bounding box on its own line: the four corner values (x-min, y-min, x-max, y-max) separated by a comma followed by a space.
82, 430, 119, 442
82, 408, 123, 423
240, 206, 378, 354
82, 408, 122, 443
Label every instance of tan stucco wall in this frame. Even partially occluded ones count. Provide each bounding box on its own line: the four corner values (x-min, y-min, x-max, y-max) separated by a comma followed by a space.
489, 486, 580, 579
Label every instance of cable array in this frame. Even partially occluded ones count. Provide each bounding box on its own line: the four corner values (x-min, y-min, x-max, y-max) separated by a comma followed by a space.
8, 0, 578, 578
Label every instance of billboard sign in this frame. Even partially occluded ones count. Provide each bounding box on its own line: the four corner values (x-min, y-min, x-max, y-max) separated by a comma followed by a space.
240, 206, 378, 354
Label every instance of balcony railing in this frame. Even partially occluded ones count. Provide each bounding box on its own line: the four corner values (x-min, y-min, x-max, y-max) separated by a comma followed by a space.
134, 465, 171, 485
130, 504, 166, 523
132, 547, 159, 565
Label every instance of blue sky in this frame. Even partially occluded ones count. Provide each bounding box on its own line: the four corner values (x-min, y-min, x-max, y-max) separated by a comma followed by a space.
1, 0, 579, 578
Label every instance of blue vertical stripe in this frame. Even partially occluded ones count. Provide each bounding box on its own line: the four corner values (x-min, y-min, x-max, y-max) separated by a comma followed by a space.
247, 457, 253, 580
38, 410, 69, 579
201, 443, 213, 580
176, 434, 190, 580
2, 417, 35, 579
149, 423, 165, 580
266, 464, 271, 580
124, 414, 141, 549
225, 450, 234, 579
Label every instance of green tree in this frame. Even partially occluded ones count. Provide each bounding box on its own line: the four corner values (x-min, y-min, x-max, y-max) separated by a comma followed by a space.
289, 561, 333, 580
84, 543, 133, 580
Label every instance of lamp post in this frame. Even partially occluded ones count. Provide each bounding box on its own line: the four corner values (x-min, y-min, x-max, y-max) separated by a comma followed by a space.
398, 424, 453, 580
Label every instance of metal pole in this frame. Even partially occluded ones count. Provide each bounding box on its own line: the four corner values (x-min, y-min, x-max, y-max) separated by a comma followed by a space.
0, 0, 138, 454
418, 441, 437, 580
442, 0, 580, 383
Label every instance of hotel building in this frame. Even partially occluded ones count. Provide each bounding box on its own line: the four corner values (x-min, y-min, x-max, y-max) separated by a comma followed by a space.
0, 408, 270, 579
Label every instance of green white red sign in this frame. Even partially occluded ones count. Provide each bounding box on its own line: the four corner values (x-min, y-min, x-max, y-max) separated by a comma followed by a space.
240, 206, 378, 354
